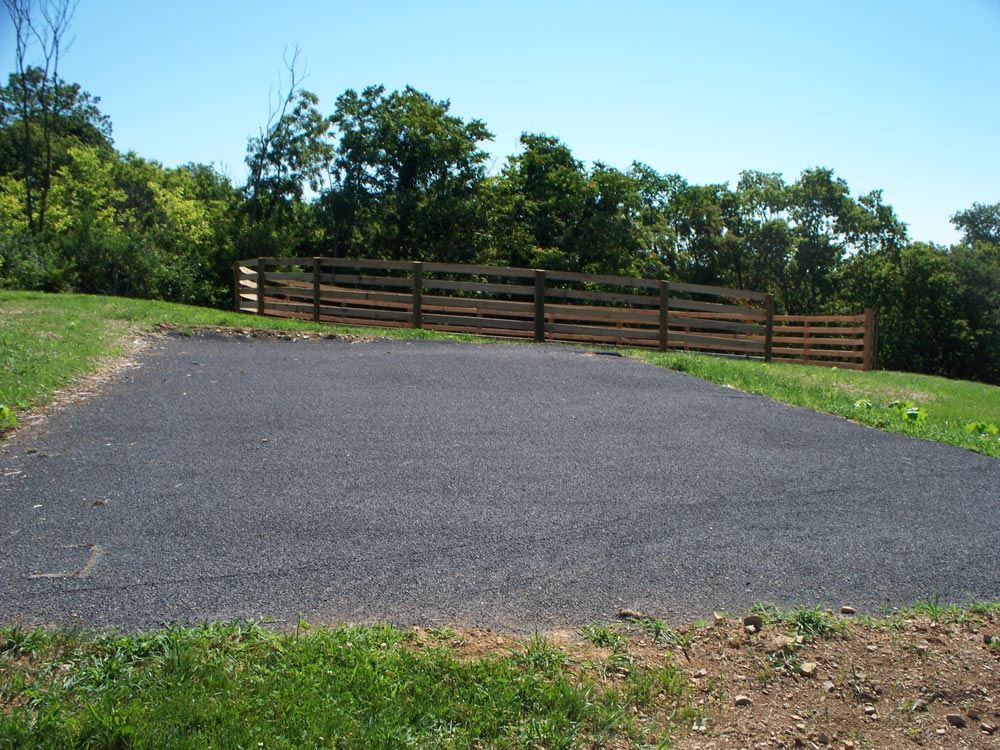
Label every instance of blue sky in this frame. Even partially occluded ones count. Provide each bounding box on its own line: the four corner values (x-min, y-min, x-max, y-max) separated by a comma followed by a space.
3, 0, 998, 245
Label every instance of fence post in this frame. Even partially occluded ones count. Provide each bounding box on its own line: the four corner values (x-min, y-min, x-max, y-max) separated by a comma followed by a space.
412, 261, 423, 329
764, 294, 775, 363
312, 257, 321, 322
534, 270, 546, 343
256, 257, 266, 317
658, 280, 670, 352
233, 261, 241, 312
863, 308, 878, 371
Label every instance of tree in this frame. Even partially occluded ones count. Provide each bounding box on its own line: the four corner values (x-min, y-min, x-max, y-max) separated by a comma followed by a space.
626, 162, 686, 278
241, 48, 333, 257
2, 0, 83, 233
783, 168, 852, 312
493, 134, 588, 268
951, 201, 1000, 248
327, 85, 493, 261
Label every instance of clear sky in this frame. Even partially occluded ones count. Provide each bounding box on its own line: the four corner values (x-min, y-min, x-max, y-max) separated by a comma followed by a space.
2, 0, 998, 245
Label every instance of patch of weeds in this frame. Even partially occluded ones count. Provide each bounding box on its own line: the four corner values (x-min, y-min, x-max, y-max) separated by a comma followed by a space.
0, 404, 17, 432
967, 600, 1000, 618
752, 603, 845, 642
580, 622, 627, 650
965, 421, 999, 436
909, 593, 968, 623
888, 400, 927, 423
424, 625, 461, 643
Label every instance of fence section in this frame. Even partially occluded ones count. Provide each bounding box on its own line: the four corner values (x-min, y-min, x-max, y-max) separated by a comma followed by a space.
235, 257, 876, 369
772, 311, 878, 371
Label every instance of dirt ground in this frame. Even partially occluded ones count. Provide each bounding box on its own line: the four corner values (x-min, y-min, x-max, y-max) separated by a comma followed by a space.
442, 608, 1000, 750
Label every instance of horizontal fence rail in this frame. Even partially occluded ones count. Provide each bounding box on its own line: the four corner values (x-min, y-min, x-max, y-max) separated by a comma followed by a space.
235, 257, 877, 369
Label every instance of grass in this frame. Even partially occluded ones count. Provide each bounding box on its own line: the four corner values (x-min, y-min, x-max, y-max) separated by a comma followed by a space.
0, 621, 690, 749
3, 289, 999, 460
635, 349, 1000, 459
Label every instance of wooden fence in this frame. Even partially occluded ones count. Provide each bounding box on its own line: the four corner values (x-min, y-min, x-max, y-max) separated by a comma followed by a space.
234, 257, 877, 369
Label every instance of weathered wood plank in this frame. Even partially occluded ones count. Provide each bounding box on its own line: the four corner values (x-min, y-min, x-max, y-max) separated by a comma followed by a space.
421, 313, 536, 331
264, 271, 314, 282
668, 331, 765, 352
668, 280, 770, 302
774, 314, 865, 323
545, 304, 659, 326
544, 287, 658, 306
315, 304, 413, 323
313, 257, 414, 271
423, 295, 535, 316
544, 270, 660, 289
772, 336, 865, 347
772, 346, 864, 359
421, 278, 535, 295
545, 322, 659, 340
772, 325, 866, 335
327, 274, 413, 289
421, 262, 536, 278
667, 315, 763, 334
668, 298, 762, 316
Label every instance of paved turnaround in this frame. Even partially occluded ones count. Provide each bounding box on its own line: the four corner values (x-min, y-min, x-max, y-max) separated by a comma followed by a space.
2, 335, 998, 631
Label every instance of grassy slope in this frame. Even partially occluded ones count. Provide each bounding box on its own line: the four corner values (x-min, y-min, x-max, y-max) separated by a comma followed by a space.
2, 289, 999, 458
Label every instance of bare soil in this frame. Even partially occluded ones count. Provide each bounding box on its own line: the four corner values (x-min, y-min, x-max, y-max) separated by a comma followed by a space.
443, 610, 1000, 749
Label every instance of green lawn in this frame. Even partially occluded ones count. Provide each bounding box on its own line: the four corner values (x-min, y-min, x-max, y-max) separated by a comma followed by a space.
2, 289, 999, 459
0, 622, 689, 749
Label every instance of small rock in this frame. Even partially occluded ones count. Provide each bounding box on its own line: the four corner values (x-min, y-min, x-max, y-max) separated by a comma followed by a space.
734, 694, 752, 706
799, 661, 818, 678
795, 722, 806, 731
840, 605, 856, 615
912, 698, 928, 712
822, 680, 836, 693
814, 731, 830, 745
966, 709, 981, 721
768, 635, 796, 654
713, 611, 726, 624
863, 704, 876, 716
693, 668, 708, 678
984, 633, 999, 646
743, 614, 764, 633
843, 741, 856, 750
981, 722, 997, 734
616, 607, 644, 620
92, 497, 107, 507
946, 713, 967, 728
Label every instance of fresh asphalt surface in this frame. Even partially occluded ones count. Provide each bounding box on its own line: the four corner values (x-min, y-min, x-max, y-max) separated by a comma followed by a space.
2, 334, 998, 631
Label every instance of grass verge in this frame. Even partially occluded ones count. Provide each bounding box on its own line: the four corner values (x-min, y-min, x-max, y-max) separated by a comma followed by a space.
0, 621, 691, 749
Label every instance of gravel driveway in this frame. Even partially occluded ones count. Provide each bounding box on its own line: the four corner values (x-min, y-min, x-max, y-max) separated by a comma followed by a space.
2, 334, 997, 631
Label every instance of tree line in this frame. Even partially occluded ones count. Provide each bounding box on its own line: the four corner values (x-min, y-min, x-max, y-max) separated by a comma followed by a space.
1, 51, 998, 383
